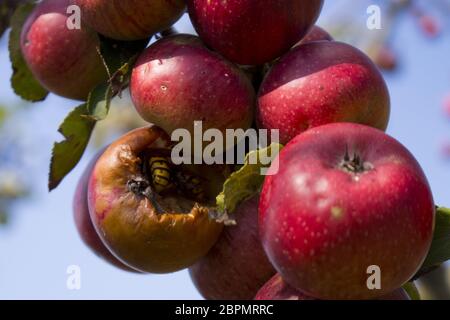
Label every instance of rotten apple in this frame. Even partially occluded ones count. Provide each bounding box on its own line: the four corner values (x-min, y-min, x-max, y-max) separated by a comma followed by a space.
255, 274, 410, 300
73, 150, 137, 272
21, 0, 108, 100
187, 0, 324, 65
73, 0, 185, 41
189, 196, 276, 300
259, 123, 435, 299
87, 126, 225, 273
130, 34, 255, 137
257, 41, 390, 144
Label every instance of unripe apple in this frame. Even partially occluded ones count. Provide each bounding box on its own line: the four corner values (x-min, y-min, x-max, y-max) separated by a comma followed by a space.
73, 0, 185, 41
255, 274, 410, 300
259, 123, 435, 299
257, 41, 390, 144
189, 196, 276, 300
130, 34, 255, 137
187, 0, 324, 65
88, 126, 224, 273
21, 0, 108, 100
73, 150, 137, 272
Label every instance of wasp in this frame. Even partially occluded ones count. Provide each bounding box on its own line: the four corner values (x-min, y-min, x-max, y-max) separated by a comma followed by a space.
143, 148, 175, 194
174, 169, 207, 202
148, 156, 175, 193
144, 148, 207, 201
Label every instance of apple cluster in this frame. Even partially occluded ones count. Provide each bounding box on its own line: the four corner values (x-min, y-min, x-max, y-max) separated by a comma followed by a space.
21, 0, 435, 300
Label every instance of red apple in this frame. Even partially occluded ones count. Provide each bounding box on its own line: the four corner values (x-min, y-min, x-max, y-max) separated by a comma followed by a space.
374, 46, 398, 72
255, 274, 315, 300
297, 25, 333, 45
21, 0, 107, 100
187, 0, 324, 65
88, 126, 224, 273
442, 93, 450, 119
418, 15, 441, 39
189, 196, 276, 300
130, 34, 255, 137
255, 274, 410, 300
257, 41, 390, 144
259, 123, 435, 299
73, 150, 137, 272
73, 0, 185, 41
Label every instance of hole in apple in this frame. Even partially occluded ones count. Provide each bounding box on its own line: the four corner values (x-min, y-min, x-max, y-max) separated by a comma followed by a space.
127, 147, 226, 215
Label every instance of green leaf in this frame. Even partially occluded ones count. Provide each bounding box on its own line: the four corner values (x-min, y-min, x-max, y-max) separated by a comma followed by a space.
85, 37, 146, 120
0, 0, 25, 38
216, 143, 283, 215
98, 36, 148, 74
8, 1, 48, 102
0, 211, 7, 225
48, 37, 146, 191
420, 207, 450, 269
86, 61, 134, 121
0, 106, 7, 126
0, 1, 11, 37
48, 104, 96, 191
402, 282, 421, 300
0, 7, 9, 38
86, 82, 114, 121
86, 37, 147, 120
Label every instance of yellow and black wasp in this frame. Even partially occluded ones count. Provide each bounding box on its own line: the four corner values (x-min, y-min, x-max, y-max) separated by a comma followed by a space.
148, 156, 174, 193
144, 148, 207, 202
174, 169, 207, 202
144, 148, 175, 194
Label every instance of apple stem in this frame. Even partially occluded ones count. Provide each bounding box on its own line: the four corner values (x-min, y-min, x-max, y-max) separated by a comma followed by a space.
156, 27, 179, 40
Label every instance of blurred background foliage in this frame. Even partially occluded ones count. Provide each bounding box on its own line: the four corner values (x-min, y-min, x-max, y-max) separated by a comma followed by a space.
0, 0, 23, 37
0, 0, 449, 299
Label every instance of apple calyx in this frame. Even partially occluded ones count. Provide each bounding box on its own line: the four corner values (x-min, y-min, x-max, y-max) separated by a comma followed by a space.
127, 176, 150, 195
339, 148, 373, 175
127, 176, 166, 214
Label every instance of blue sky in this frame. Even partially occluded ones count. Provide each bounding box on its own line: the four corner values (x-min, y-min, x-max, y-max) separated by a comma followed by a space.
0, 3, 449, 299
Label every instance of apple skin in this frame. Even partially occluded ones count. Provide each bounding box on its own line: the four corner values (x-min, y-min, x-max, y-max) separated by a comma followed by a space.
257, 41, 390, 145
88, 126, 224, 273
73, 150, 138, 272
255, 274, 410, 300
21, 0, 107, 100
130, 34, 255, 137
187, 0, 324, 66
297, 25, 333, 45
255, 274, 315, 301
259, 123, 435, 299
73, 0, 185, 41
189, 196, 276, 300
